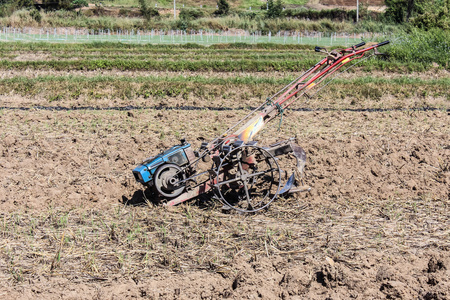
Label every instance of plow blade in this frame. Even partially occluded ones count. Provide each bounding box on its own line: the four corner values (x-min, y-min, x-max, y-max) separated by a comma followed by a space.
266, 139, 306, 175
267, 139, 309, 195
290, 143, 306, 176
277, 173, 295, 195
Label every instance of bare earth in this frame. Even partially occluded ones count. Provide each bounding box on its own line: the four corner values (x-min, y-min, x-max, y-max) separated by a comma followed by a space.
0, 68, 449, 299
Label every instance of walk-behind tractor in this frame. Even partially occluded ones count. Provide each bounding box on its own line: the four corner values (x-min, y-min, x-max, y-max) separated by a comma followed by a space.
132, 41, 390, 212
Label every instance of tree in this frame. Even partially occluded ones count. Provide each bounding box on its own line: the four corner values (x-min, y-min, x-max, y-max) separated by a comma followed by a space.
138, 0, 159, 21
266, 0, 282, 19
214, 0, 229, 16
71, 0, 88, 10
41, 0, 87, 10
411, 0, 449, 29
385, 0, 449, 29
384, 0, 416, 23
15, 0, 34, 8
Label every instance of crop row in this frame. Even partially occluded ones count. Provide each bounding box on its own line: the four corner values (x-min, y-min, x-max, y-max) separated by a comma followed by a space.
0, 58, 425, 72
2, 47, 320, 59
2, 74, 448, 86
0, 42, 314, 52
2, 40, 446, 71
1, 42, 323, 62
1, 75, 447, 105
4, 52, 320, 62
0, 59, 323, 72
13, 52, 317, 62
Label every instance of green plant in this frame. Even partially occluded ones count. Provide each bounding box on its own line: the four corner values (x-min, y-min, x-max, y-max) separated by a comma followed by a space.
29, 8, 41, 23
14, 0, 34, 9
266, 0, 282, 19
139, 0, 159, 21
179, 8, 205, 20
385, 0, 449, 29
71, 0, 88, 9
385, 0, 415, 23
41, 0, 87, 10
410, 0, 449, 30
214, 0, 230, 16
387, 28, 449, 68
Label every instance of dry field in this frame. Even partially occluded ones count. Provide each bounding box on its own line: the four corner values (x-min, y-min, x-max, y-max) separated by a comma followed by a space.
0, 43, 449, 299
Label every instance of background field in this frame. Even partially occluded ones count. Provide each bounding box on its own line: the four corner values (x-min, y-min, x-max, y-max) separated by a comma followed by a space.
0, 42, 449, 299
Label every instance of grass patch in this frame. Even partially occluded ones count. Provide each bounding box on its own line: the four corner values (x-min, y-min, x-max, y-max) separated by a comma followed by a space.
386, 28, 450, 69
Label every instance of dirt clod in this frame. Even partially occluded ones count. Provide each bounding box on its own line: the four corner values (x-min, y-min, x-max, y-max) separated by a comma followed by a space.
428, 256, 446, 273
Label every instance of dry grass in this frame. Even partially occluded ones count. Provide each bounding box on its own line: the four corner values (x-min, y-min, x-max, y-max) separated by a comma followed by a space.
1, 183, 448, 283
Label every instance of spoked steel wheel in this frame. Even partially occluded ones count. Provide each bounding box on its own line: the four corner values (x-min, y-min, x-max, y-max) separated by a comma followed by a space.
214, 145, 281, 213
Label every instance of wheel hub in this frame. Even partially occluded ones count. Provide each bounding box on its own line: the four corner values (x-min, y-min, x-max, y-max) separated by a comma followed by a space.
154, 163, 186, 198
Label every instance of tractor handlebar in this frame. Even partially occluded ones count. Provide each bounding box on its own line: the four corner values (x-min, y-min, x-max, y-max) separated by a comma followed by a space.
376, 40, 390, 47
315, 40, 388, 54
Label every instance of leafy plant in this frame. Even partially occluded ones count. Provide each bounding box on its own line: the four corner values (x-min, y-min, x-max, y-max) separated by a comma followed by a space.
214, 0, 230, 16
385, 0, 449, 29
41, 0, 87, 10
387, 28, 449, 68
179, 8, 205, 20
30, 8, 42, 23
410, 0, 449, 30
14, 0, 33, 9
139, 0, 159, 21
71, 0, 88, 9
266, 0, 282, 19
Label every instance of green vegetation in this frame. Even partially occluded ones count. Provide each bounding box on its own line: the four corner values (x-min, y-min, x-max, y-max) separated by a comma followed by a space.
265, 0, 283, 19
387, 28, 450, 68
0, 0, 87, 16
0, 43, 448, 107
1, 74, 447, 104
138, 0, 160, 21
0, 57, 321, 71
98, 0, 308, 8
0, 8, 381, 32
0, 1, 447, 71
0, 0, 447, 34
0, 42, 446, 70
385, 0, 449, 29
214, 0, 230, 16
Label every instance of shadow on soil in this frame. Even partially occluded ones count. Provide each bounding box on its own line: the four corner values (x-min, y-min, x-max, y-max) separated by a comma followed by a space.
121, 189, 218, 210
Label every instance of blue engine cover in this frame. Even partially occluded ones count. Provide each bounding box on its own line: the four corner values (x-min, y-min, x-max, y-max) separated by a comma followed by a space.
132, 143, 191, 185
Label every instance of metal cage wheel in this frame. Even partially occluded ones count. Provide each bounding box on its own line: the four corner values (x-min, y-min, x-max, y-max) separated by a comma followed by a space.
154, 163, 186, 198
214, 145, 281, 213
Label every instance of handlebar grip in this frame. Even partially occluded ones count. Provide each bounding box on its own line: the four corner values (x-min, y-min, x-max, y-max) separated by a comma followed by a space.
376, 40, 390, 47
315, 46, 322, 52
354, 42, 366, 48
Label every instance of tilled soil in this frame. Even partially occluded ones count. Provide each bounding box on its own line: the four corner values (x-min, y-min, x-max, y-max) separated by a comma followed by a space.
1, 253, 449, 299
0, 104, 450, 299
1, 100, 448, 298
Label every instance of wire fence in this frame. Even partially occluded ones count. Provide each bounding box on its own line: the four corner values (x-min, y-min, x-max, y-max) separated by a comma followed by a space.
0, 27, 390, 46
